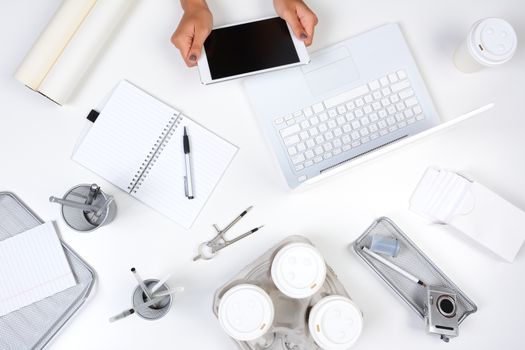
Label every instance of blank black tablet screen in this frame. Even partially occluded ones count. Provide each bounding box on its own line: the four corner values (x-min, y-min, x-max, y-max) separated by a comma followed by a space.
203, 17, 300, 80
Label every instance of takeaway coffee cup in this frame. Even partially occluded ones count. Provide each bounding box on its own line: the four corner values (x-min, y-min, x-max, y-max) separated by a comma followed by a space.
308, 295, 363, 350
218, 284, 275, 342
271, 242, 327, 299
454, 18, 517, 73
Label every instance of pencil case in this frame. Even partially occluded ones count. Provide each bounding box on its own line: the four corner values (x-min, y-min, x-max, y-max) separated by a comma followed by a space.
352, 217, 477, 342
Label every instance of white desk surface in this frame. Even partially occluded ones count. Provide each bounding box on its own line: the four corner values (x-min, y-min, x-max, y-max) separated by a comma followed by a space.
1, 0, 524, 349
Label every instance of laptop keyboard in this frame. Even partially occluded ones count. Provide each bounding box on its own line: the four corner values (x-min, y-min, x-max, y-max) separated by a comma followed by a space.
273, 70, 425, 175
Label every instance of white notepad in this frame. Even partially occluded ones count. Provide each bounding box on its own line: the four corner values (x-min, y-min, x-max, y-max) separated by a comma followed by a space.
0, 222, 77, 316
72, 81, 238, 228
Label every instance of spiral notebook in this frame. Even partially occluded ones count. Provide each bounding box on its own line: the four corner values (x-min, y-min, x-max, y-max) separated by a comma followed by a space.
72, 81, 237, 228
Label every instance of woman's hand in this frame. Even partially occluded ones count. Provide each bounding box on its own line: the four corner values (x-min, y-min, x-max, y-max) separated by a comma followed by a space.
274, 0, 318, 46
171, 0, 213, 67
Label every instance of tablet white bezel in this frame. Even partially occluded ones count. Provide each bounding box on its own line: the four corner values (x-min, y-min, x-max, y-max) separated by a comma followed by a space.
197, 16, 310, 84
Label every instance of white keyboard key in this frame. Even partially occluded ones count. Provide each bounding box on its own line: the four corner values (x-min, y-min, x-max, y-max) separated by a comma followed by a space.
306, 139, 315, 148
380, 129, 388, 136
370, 113, 379, 122
373, 91, 382, 99
372, 101, 381, 110
369, 80, 380, 90
336, 116, 346, 125
319, 123, 328, 133
324, 131, 334, 140
295, 115, 306, 123
328, 109, 337, 118
351, 140, 361, 147
395, 113, 405, 122
314, 146, 324, 155
303, 106, 313, 117
298, 175, 307, 182
312, 103, 325, 113
405, 97, 418, 107
351, 120, 360, 129
342, 144, 352, 151
386, 116, 396, 126
285, 114, 294, 121
398, 121, 407, 128
308, 127, 318, 136
343, 124, 352, 133
284, 135, 300, 145
310, 116, 320, 125
315, 136, 324, 144
319, 112, 329, 121
364, 94, 374, 103
354, 109, 364, 118
404, 109, 414, 118
387, 106, 396, 115
351, 131, 360, 140
413, 105, 423, 114
288, 146, 297, 156
407, 117, 416, 124
291, 154, 305, 164
416, 114, 425, 120
323, 142, 333, 151
364, 105, 373, 114
390, 94, 400, 103
389, 125, 398, 132
314, 156, 323, 163
293, 110, 303, 117
324, 84, 369, 109
397, 70, 407, 80
333, 148, 342, 155
378, 120, 387, 129
378, 110, 387, 118
355, 98, 365, 107
370, 132, 379, 140
342, 135, 351, 144
360, 116, 370, 125
337, 105, 346, 115
304, 160, 314, 167
346, 101, 356, 110
391, 80, 410, 92
287, 119, 295, 126
301, 120, 310, 129
362, 136, 370, 143
381, 98, 391, 107
379, 76, 389, 86
295, 164, 304, 171
333, 128, 343, 137
388, 73, 398, 83
333, 139, 342, 148
305, 150, 315, 159
399, 88, 414, 99
345, 112, 354, 121
369, 124, 378, 133
323, 152, 333, 159
274, 118, 284, 125
327, 120, 337, 129
381, 87, 391, 96
359, 128, 369, 136
280, 124, 301, 138
297, 142, 306, 152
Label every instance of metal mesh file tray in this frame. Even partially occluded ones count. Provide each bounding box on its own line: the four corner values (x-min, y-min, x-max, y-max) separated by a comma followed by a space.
0, 192, 96, 350
352, 217, 476, 338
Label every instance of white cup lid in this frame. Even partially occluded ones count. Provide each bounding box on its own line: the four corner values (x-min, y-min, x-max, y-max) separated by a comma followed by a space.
470, 18, 517, 65
271, 242, 326, 299
218, 284, 274, 341
308, 296, 363, 350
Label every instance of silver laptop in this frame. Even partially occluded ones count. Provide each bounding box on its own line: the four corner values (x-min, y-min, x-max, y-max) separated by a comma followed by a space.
244, 23, 443, 188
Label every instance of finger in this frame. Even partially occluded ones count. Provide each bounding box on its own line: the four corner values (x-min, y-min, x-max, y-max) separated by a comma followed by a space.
171, 30, 194, 67
281, 10, 308, 42
187, 27, 211, 67
297, 5, 318, 46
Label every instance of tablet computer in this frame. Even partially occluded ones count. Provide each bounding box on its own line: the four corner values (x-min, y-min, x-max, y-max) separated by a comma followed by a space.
197, 17, 310, 84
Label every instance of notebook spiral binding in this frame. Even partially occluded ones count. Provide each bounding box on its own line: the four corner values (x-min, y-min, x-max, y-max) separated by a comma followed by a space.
127, 113, 183, 193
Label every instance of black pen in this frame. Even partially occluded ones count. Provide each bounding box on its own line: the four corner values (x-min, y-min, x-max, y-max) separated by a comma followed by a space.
183, 127, 194, 199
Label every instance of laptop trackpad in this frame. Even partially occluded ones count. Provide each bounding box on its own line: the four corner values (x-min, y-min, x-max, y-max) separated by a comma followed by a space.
301, 46, 360, 96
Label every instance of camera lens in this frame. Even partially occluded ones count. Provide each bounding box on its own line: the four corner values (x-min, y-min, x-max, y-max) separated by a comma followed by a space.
437, 295, 456, 318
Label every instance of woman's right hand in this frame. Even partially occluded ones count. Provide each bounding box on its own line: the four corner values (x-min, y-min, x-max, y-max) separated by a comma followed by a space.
171, 0, 213, 67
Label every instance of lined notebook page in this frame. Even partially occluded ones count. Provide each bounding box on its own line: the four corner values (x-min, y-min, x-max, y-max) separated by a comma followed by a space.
134, 116, 238, 228
0, 222, 76, 316
73, 81, 176, 191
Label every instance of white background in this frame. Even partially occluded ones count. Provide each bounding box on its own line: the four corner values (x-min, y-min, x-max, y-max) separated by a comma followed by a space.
1, 0, 524, 349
